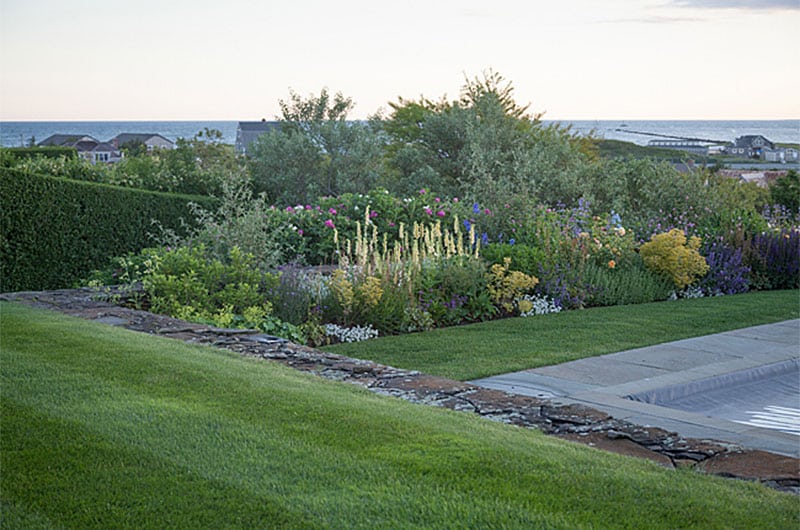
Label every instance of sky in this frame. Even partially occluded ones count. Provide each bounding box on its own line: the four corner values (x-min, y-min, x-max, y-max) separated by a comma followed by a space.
0, 0, 798, 121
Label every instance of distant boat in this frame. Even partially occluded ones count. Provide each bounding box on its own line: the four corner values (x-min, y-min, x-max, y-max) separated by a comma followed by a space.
619, 123, 629, 128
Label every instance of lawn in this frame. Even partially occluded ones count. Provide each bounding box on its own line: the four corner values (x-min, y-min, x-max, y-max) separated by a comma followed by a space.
324, 290, 800, 380
2, 302, 797, 529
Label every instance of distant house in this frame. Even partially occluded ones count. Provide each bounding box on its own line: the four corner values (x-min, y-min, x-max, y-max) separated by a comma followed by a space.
235, 121, 280, 155
110, 133, 175, 151
38, 134, 121, 164
38, 134, 99, 147
733, 135, 775, 159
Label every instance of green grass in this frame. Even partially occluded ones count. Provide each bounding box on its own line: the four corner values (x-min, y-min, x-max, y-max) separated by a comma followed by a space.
325, 290, 800, 381
2, 302, 797, 529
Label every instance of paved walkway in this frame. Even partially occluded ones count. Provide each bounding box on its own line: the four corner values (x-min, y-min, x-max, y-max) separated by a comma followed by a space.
471, 320, 800, 457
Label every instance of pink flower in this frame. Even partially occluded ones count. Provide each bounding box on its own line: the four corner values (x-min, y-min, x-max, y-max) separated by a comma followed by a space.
436, 210, 446, 217
388, 221, 396, 227
305, 205, 312, 210
453, 197, 459, 203
285, 206, 294, 213
484, 208, 492, 215
324, 219, 335, 229
434, 197, 441, 203
424, 207, 433, 215
370, 210, 379, 218
419, 189, 426, 195
328, 208, 337, 215
297, 229, 304, 236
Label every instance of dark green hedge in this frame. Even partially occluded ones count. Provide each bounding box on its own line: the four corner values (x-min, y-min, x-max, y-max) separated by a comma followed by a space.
0, 168, 216, 292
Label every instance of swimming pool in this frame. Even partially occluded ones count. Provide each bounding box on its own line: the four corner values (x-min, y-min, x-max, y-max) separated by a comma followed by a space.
626, 359, 800, 436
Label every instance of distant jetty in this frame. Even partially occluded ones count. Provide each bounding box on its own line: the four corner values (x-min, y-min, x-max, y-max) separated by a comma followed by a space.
613, 128, 728, 144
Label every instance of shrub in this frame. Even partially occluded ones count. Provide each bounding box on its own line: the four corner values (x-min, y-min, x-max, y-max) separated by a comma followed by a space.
697, 240, 750, 296
0, 168, 214, 292
744, 230, 800, 290
486, 257, 538, 315
582, 260, 673, 307
482, 243, 545, 276
640, 229, 709, 289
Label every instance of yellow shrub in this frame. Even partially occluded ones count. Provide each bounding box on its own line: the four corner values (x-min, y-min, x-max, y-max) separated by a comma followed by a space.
329, 269, 354, 315
355, 275, 384, 309
487, 258, 539, 313
639, 229, 709, 289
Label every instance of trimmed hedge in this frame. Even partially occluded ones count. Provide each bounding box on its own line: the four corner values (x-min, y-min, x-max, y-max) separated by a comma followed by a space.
0, 168, 216, 292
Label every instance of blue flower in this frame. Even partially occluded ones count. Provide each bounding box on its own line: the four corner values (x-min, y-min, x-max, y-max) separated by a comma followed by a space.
463, 219, 472, 231
509, 238, 516, 245
473, 203, 481, 214
481, 232, 489, 246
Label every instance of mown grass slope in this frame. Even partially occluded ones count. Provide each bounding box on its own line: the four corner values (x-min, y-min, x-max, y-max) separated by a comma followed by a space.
1, 302, 797, 529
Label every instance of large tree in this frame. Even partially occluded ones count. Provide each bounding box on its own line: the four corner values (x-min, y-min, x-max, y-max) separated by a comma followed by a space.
249, 88, 385, 204
382, 71, 590, 206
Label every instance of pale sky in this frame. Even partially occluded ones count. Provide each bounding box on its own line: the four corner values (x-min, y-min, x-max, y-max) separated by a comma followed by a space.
0, 0, 798, 121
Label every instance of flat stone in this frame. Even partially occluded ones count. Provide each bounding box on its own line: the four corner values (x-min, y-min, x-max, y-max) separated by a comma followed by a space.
558, 432, 674, 468
699, 450, 800, 481
380, 374, 473, 396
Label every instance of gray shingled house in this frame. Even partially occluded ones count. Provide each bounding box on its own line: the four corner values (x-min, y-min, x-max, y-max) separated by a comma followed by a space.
235, 121, 280, 155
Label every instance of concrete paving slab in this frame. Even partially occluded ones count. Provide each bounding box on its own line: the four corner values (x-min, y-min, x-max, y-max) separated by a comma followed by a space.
471, 372, 599, 399
470, 319, 800, 457
531, 357, 671, 386
609, 345, 741, 371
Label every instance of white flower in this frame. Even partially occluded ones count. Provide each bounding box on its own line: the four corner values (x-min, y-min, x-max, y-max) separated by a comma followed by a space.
324, 323, 379, 343
517, 294, 562, 317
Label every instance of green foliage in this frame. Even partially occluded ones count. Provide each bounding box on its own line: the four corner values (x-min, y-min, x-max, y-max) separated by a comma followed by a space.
249, 89, 385, 203
640, 229, 710, 289
0, 146, 78, 163
167, 181, 292, 272
0, 168, 214, 292
6, 152, 108, 182
770, 169, 800, 211
583, 260, 673, 307
482, 243, 546, 276
144, 245, 270, 318
382, 71, 591, 207
110, 129, 243, 196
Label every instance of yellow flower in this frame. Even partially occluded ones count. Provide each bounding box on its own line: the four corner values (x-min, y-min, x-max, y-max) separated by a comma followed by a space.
518, 299, 533, 314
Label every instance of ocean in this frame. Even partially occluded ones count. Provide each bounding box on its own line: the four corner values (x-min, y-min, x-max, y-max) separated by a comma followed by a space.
1, 119, 798, 148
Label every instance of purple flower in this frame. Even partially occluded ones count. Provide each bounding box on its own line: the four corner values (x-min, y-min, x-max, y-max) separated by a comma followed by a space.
436, 210, 446, 217
328, 208, 337, 215
286, 206, 294, 213
298, 229, 304, 236
424, 207, 433, 215
419, 188, 427, 195
435, 197, 441, 203
370, 210, 379, 218
324, 219, 335, 229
